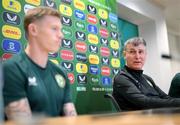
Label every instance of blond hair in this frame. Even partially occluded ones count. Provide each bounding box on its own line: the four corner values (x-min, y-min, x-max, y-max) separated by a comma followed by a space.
24, 6, 60, 34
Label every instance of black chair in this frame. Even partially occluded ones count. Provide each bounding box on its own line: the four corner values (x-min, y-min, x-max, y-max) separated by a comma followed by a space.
104, 93, 121, 112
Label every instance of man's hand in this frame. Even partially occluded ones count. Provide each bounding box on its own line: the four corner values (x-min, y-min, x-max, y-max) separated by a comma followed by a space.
5, 98, 32, 120
63, 103, 77, 116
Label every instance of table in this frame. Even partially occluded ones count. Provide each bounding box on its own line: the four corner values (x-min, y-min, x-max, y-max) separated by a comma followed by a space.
5, 108, 180, 125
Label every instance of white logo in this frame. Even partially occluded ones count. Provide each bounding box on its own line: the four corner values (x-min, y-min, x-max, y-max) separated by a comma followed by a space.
63, 39, 71, 45
63, 17, 70, 23
7, 14, 17, 21
46, 0, 55, 7
28, 77, 37, 86
88, 6, 95, 12
78, 75, 86, 81
112, 50, 118, 56
101, 38, 108, 44
24, 4, 36, 14
77, 32, 84, 38
111, 32, 118, 39
113, 69, 119, 74
90, 46, 97, 52
76, 12, 83, 18
100, 20, 107, 26
63, 63, 72, 69
102, 58, 109, 64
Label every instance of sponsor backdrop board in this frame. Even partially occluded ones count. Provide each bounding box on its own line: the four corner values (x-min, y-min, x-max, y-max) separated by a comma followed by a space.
0, 0, 121, 114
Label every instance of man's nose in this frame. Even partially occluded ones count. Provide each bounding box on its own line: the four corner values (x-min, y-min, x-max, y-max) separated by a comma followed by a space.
134, 52, 140, 58
58, 31, 64, 39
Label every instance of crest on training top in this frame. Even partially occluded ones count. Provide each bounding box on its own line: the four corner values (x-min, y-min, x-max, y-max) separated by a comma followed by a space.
55, 74, 65, 88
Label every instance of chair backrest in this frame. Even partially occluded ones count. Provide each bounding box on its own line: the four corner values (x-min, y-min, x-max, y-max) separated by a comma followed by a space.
104, 93, 121, 112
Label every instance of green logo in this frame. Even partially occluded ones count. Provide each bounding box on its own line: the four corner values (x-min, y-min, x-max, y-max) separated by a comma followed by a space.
110, 23, 117, 30
62, 28, 72, 38
90, 76, 99, 85
75, 21, 85, 30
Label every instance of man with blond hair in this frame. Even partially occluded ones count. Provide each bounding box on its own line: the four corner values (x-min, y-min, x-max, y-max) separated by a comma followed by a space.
3, 6, 77, 119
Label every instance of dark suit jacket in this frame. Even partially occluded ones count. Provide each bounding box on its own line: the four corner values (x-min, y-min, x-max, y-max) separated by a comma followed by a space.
113, 67, 180, 111
169, 73, 180, 98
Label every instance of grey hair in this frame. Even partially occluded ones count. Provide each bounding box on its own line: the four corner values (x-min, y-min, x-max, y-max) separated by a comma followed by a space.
124, 37, 146, 51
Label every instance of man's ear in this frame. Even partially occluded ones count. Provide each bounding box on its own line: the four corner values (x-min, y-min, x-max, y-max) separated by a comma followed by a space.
28, 23, 38, 36
123, 50, 127, 60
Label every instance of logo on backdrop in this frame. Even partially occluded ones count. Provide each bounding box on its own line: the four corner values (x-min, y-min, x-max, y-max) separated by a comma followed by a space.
110, 31, 118, 40
44, 0, 56, 8
76, 63, 88, 73
89, 54, 99, 64
75, 42, 87, 52
2, 0, 21, 13
24, 4, 36, 13
61, 0, 72, 5
77, 75, 87, 84
98, 9, 108, 19
2, 53, 13, 61
74, 10, 85, 20
67, 73, 74, 84
2, 25, 21, 40
26, 0, 41, 6
50, 59, 59, 65
99, 18, 107, 27
99, 28, 108, 38
89, 65, 99, 75
2, 39, 21, 53
61, 62, 73, 71
88, 34, 98, 44
111, 58, 120, 68
111, 50, 119, 57
60, 50, 74, 61
100, 38, 108, 46
76, 53, 87, 62
87, 5, 96, 14
61, 16, 72, 26
75, 21, 85, 30
62, 39, 73, 49
110, 40, 119, 49
74, 0, 85, 10
48, 52, 58, 58
102, 76, 111, 86
112, 69, 119, 75
59, 4, 72, 16
110, 23, 117, 30
3, 12, 20, 25
101, 66, 110, 76
89, 45, 98, 54
90, 76, 99, 84
111, 50, 119, 58
62, 28, 72, 38
87, 24, 98, 34
101, 57, 109, 65
75, 31, 86, 41
100, 47, 110, 57
87, 14, 97, 24
109, 13, 118, 23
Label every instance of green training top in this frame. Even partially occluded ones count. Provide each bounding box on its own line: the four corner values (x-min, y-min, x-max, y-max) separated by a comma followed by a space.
3, 51, 72, 117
